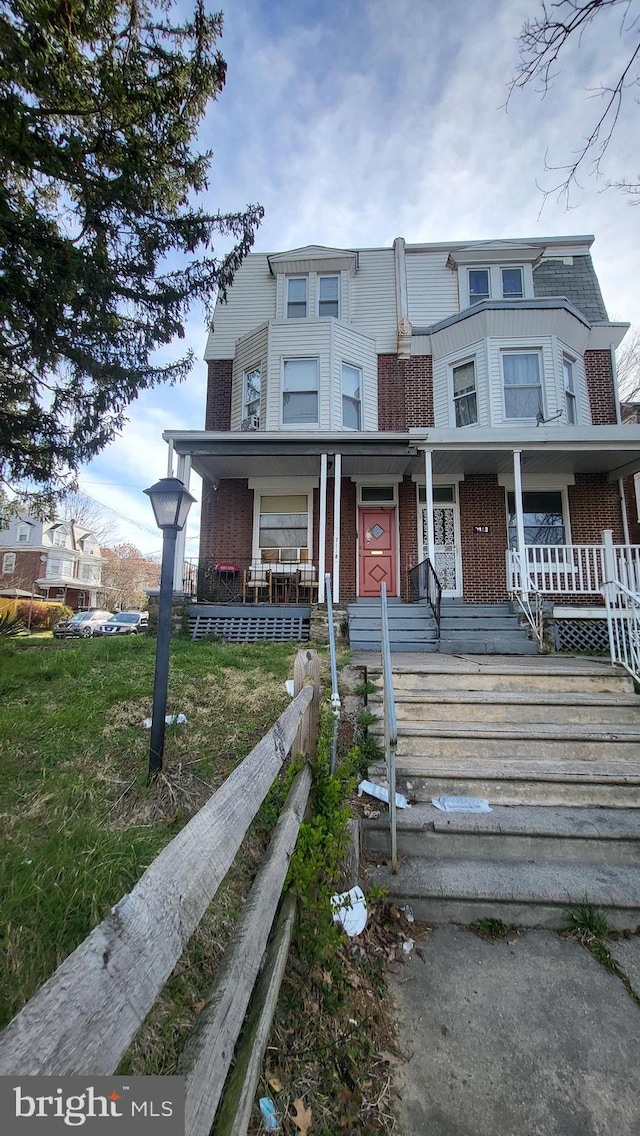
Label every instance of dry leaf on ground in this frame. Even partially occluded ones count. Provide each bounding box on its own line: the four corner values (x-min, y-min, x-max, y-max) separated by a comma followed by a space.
291, 1097, 312, 1134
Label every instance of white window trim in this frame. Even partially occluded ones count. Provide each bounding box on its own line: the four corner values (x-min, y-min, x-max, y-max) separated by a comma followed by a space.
341, 360, 362, 430
2, 552, 16, 574
562, 354, 578, 425
450, 356, 478, 428
460, 264, 532, 308
355, 481, 399, 506
286, 276, 308, 319
500, 265, 524, 300
16, 524, 30, 543
243, 364, 261, 421
281, 357, 319, 429
501, 348, 544, 422
318, 274, 340, 318
251, 489, 314, 562
505, 484, 572, 546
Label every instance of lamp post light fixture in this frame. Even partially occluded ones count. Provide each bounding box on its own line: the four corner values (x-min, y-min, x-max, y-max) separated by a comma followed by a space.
144, 476, 195, 781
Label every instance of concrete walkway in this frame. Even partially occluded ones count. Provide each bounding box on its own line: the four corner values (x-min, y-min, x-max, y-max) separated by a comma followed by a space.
390, 928, 640, 1136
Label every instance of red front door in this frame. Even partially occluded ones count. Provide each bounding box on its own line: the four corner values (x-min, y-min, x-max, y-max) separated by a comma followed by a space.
358, 508, 397, 597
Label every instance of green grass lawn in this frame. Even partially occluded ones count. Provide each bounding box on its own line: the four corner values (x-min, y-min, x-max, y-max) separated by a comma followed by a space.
0, 634, 307, 1042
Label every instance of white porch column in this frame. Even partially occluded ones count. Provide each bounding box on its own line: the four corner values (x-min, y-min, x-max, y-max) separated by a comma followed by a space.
173, 454, 192, 592
619, 478, 631, 546
318, 453, 328, 604
166, 439, 174, 478
332, 452, 342, 602
423, 449, 435, 564
512, 449, 528, 601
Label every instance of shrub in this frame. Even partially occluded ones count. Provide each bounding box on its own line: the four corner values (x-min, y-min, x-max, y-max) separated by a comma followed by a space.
14, 600, 73, 629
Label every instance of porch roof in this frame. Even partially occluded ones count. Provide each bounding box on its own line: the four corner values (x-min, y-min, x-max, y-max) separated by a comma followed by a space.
164, 426, 640, 483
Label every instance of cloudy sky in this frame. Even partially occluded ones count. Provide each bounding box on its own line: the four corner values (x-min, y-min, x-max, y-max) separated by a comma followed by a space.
78, 0, 640, 556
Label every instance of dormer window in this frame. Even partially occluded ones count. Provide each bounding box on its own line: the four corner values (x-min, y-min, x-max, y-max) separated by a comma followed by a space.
469, 269, 490, 305
287, 277, 307, 318
52, 528, 68, 548
501, 267, 523, 298
16, 523, 30, 543
319, 276, 339, 317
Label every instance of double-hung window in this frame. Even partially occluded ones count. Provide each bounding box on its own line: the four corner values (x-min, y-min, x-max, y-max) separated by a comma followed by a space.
342, 362, 361, 429
507, 491, 566, 547
563, 357, 577, 424
501, 267, 523, 298
282, 358, 318, 425
452, 360, 477, 427
243, 366, 261, 421
16, 524, 30, 543
52, 528, 67, 548
287, 277, 307, 318
468, 269, 490, 304
319, 275, 339, 317
502, 351, 542, 420
2, 553, 15, 574
259, 494, 309, 561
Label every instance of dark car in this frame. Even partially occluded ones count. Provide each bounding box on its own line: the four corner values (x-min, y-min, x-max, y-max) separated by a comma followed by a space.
93, 611, 149, 636
53, 610, 114, 639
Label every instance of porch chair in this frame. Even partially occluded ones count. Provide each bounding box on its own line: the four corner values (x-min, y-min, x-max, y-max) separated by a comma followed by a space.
243, 560, 271, 604
296, 561, 318, 603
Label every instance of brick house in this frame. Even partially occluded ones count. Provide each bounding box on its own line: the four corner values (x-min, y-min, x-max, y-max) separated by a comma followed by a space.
0, 515, 105, 611
165, 236, 640, 630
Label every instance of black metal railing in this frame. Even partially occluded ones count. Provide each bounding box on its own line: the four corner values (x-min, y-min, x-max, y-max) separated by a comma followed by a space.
182, 557, 319, 606
408, 557, 442, 633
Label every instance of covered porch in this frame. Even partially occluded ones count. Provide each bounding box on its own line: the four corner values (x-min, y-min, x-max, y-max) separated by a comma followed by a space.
165, 425, 640, 609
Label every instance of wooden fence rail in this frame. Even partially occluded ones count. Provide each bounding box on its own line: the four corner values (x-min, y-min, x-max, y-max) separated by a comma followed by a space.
0, 652, 320, 1092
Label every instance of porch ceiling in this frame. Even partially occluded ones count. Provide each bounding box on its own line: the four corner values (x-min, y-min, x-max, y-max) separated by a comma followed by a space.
166, 428, 640, 484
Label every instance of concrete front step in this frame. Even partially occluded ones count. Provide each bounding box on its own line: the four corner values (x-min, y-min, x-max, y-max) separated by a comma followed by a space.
370, 690, 640, 726
368, 760, 640, 806
439, 636, 538, 655
351, 617, 436, 631
440, 603, 514, 616
383, 666, 634, 694
366, 857, 640, 930
351, 640, 439, 653
440, 617, 524, 631
364, 804, 640, 866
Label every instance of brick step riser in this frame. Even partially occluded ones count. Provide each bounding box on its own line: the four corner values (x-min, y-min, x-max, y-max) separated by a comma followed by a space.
364, 827, 640, 866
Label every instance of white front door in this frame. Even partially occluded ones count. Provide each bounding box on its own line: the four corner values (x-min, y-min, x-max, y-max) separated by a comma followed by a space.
421, 502, 462, 597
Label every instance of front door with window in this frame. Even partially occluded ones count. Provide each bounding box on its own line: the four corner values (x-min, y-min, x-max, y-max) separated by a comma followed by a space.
358, 509, 397, 597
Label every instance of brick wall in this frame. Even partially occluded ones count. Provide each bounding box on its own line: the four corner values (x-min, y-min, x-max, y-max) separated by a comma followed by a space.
0, 550, 44, 595
584, 350, 617, 425
205, 360, 233, 430
403, 356, 434, 428
198, 478, 253, 562
376, 354, 434, 430
458, 477, 509, 602
398, 478, 418, 600
568, 473, 624, 542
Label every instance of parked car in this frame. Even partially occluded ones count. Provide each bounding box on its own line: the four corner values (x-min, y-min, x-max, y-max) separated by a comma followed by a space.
93, 611, 149, 636
53, 610, 113, 639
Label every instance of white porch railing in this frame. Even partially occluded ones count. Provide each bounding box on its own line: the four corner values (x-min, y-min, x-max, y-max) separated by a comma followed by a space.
507, 544, 640, 596
603, 580, 640, 685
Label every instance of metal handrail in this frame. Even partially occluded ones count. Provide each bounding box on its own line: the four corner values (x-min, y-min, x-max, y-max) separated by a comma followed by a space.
602, 577, 640, 684
408, 557, 442, 633
325, 574, 341, 774
380, 581, 398, 874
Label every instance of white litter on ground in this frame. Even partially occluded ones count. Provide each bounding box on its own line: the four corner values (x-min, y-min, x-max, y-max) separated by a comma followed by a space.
358, 779, 410, 809
331, 884, 368, 936
431, 795, 492, 812
143, 713, 187, 729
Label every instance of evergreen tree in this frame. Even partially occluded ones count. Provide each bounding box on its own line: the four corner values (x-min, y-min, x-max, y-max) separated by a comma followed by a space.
0, 0, 262, 506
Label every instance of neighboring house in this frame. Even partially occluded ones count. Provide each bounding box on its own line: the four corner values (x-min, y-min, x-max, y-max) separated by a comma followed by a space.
0, 516, 105, 611
165, 235, 640, 618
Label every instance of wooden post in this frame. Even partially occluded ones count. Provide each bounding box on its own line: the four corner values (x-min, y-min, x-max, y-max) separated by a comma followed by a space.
292, 648, 321, 758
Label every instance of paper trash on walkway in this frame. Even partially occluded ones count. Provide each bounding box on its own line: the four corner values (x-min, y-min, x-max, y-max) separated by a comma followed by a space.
432, 795, 492, 813
331, 884, 368, 936
358, 779, 410, 809
143, 713, 187, 729
259, 1097, 279, 1131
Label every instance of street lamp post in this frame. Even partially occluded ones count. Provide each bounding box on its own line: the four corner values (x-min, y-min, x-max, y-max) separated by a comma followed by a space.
144, 476, 195, 782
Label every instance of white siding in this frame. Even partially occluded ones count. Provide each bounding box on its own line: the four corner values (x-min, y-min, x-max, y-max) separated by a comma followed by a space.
555, 337, 592, 427
266, 321, 333, 430
406, 250, 459, 327
204, 256, 276, 359
332, 323, 378, 431
231, 324, 269, 430
349, 249, 397, 351
431, 307, 591, 359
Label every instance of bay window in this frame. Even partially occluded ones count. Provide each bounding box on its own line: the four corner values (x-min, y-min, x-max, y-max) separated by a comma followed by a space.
342, 362, 362, 429
452, 359, 477, 426
243, 366, 261, 420
563, 357, 577, 424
